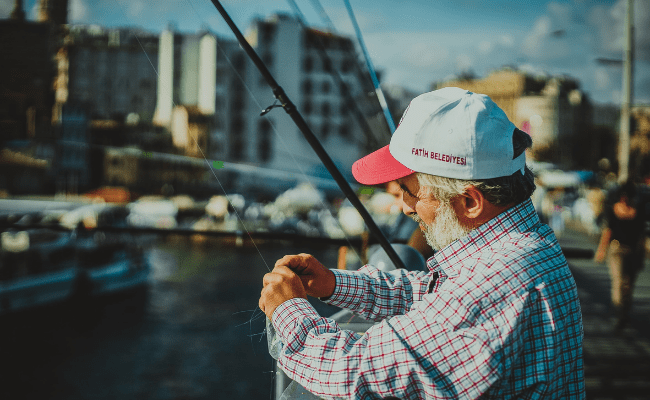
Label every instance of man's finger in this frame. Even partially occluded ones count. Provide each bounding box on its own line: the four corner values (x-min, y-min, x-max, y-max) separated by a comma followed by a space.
274, 254, 306, 269
272, 265, 299, 278
263, 272, 283, 287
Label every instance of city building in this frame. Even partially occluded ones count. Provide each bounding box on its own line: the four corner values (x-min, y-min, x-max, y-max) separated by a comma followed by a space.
240, 13, 384, 184
0, 0, 59, 142
153, 27, 218, 159
55, 104, 90, 194
437, 69, 593, 169
0, 0, 66, 195
151, 15, 383, 197
65, 25, 160, 123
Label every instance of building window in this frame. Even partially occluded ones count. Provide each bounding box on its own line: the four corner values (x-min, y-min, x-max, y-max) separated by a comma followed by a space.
262, 53, 273, 67
231, 117, 245, 134
323, 59, 332, 72
339, 124, 350, 138
302, 100, 312, 115
302, 57, 314, 72
321, 102, 330, 117
231, 116, 246, 161
231, 97, 244, 110
231, 135, 244, 161
301, 80, 313, 95
341, 58, 353, 73
233, 54, 245, 71
304, 32, 318, 49
321, 81, 331, 93
258, 119, 272, 162
216, 69, 225, 84
131, 95, 142, 108
320, 123, 330, 140
339, 81, 349, 93
261, 23, 276, 45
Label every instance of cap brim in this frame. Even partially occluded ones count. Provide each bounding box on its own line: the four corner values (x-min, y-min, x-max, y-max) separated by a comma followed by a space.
352, 145, 415, 185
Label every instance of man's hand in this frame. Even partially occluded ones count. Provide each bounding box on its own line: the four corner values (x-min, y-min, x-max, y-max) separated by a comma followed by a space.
274, 253, 336, 299
259, 265, 307, 319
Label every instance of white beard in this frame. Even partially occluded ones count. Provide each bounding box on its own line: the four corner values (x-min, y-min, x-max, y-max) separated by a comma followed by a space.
411, 201, 471, 251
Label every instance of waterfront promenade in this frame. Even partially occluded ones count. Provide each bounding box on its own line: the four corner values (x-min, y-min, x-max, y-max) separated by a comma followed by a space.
559, 226, 650, 399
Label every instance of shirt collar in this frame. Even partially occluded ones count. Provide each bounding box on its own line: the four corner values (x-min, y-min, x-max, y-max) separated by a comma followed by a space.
425, 198, 540, 277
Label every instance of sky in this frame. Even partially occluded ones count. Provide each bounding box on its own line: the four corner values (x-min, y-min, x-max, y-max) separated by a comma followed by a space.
2, 0, 649, 105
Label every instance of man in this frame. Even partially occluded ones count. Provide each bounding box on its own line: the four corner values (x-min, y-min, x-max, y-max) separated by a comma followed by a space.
259, 87, 585, 399
594, 181, 646, 331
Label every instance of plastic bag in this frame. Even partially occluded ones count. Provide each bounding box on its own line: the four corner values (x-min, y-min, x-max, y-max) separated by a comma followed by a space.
267, 318, 323, 400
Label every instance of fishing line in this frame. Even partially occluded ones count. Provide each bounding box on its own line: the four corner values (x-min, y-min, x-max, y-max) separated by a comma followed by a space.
209, 0, 407, 270
285, 0, 388, 151
106, 0, 274, 273
306, 0, 396, 139
308, 0, 336, 32
343, 0, 396, 133
190, 0, 365, 266
98, 4, 384, 389
104, 4, 371, 388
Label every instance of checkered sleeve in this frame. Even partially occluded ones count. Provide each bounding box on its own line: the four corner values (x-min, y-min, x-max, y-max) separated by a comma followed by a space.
324, 267, 431, 321
271, 288, 504, 399
270, 200, 585, 399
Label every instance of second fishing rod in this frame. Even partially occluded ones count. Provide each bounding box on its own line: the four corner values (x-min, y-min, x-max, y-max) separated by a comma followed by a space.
208, 0, 406, 270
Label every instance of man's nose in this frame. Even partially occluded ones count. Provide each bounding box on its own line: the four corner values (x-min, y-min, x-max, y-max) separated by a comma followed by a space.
400, 195, 415, 216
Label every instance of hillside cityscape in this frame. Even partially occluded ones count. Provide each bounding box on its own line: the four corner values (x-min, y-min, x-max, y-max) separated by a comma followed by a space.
2, 0, 649, 200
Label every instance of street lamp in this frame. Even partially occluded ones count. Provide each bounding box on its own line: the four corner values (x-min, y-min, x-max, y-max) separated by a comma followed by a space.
594, 0, 634, 183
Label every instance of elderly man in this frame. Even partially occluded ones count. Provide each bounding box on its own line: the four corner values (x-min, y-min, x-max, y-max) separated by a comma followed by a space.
259, 87, 585, 399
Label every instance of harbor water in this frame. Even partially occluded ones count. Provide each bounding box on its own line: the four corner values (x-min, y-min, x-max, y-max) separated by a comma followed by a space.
1, 235, 343, 400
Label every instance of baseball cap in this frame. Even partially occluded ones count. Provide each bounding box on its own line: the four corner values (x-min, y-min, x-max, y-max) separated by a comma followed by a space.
352, 87, 526, 185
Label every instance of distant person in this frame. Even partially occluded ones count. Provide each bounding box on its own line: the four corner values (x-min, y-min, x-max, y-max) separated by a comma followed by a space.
594, 181, 646, 331
259, 88, 585, 399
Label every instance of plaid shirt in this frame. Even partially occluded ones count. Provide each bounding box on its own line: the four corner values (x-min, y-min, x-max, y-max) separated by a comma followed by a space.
272, 199, 585, 399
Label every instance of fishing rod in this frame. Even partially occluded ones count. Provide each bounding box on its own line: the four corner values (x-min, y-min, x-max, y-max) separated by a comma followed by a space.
208, 0, 406, 270
284, 0, 388, 150
343, 0, 396, 133
306, 0, 395, 139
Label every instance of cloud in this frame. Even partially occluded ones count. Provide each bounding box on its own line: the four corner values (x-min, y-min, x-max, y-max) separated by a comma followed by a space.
500, 35, 514, 47
478, 41, 492, 54
522, 16, 551, 57
594, 67, 611, 90
519, 63, 549, 78
324, 7, 390, 36
546, 1, 572, 28
589, 0, 650, 62
365, 31, 451, 71
127, 1, 146, 18
456, 54, 473, 72
69, 0, 89, 22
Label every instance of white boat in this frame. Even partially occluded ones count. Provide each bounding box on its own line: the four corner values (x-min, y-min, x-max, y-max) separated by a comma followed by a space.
127, 198, 178, 229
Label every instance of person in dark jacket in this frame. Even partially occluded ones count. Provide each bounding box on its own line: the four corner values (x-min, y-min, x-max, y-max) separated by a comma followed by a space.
594, 181, 646, 331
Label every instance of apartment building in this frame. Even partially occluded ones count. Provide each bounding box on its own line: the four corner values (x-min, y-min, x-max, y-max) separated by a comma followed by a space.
65, 25, 160, 123
438, 69, 593, 169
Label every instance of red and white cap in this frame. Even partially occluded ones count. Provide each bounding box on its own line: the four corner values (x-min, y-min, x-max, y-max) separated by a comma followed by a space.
352, 87, 526, 185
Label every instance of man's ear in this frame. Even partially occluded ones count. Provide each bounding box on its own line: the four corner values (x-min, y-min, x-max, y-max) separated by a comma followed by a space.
456, 186, 485, 220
